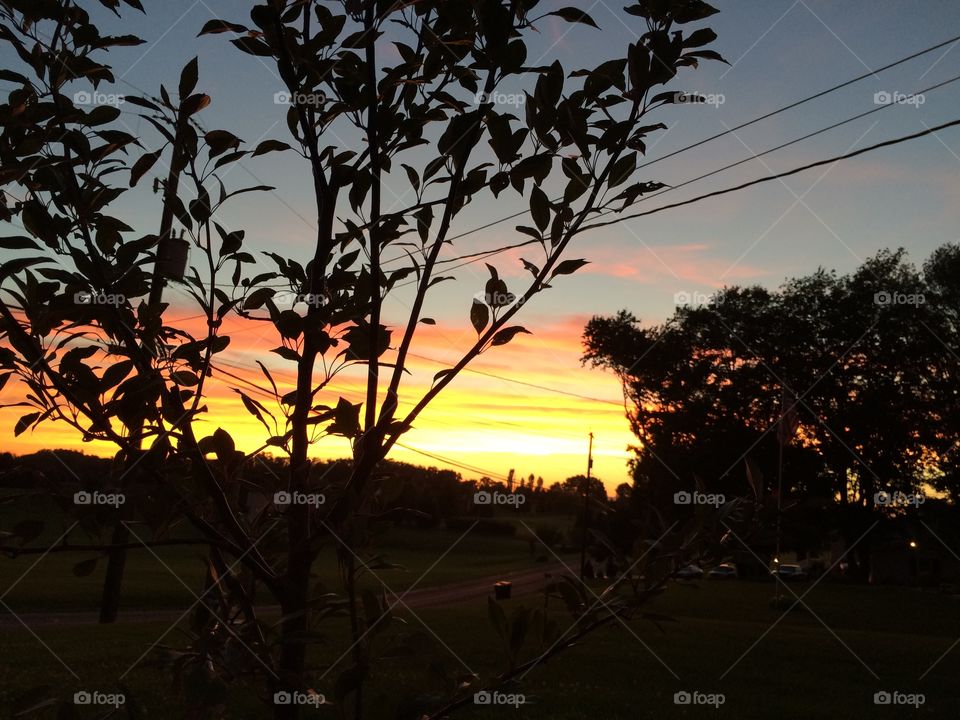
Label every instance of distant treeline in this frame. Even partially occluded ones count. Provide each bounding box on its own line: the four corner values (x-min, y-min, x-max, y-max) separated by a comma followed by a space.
0, 450, 605, 529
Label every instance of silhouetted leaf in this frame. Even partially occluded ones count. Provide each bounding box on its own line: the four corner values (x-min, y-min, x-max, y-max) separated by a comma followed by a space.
530, 186, 550, 232
470, 299, 489, 334
198, 19, 248, 36
671, 0, 719, 23
490, 326, 531, 346
551, 258, 590, 278
130, 150, 161, 187
14, 412, 39, 436
684, 49, 729, 64
0, 236, 40, 251
253, 139, 292, 156
684, 28, 717, 48
179, 57, 199, 99
180, 93, 211, 116
548, 7, 600, 29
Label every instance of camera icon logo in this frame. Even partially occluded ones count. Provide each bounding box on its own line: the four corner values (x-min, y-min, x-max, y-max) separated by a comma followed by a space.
874, 691, 891, 705
473, 691, 492, 705
274, 491, 292, 506
673, 491, 692, 505
73, 691, 92, 705
74, 291, 93, 304
273, 691, 292, 705
873, 91, 892, 105
473, 490, 492, 505
74, 491, 92, 505
674, 691, 692, 705
473, 289, 518, 308
74, 91, 92, 105
274, 91, 292, 105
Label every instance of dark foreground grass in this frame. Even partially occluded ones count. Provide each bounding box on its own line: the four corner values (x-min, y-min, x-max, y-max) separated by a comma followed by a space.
2, 581, 959, 719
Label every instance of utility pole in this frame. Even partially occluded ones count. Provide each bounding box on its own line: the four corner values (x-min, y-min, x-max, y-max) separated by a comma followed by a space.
773, 384, 792, 606
579, 432, 594, 581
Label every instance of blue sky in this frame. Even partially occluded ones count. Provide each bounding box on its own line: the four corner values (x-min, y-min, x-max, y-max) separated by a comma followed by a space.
59, 0, 960, 322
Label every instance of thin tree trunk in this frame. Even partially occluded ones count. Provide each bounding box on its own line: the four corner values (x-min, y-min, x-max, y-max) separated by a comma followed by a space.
98, 523, 129, 623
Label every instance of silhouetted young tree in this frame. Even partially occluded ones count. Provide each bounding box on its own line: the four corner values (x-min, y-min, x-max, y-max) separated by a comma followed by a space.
0, 0, 738, 717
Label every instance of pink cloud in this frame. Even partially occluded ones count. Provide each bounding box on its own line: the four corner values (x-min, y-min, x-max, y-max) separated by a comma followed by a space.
582, 242, 768, 285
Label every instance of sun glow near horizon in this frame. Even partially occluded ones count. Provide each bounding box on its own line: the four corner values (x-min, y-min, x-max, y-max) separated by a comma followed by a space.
0, 309, 635, 492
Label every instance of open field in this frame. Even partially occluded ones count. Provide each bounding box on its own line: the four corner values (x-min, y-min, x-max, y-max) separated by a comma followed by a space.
0, 495, 576, 612
3, 577, 959, 718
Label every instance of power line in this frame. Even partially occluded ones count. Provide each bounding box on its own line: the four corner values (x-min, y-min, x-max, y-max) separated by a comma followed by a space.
635, 33, 960, 172
406, 351, 623, 406
394, 442, 509, 481
384, 74, 960, 284
211, 339, 623, 409
592, 73, 960, 217
192, 62, 960, 292
208, 361, 511, 479
407, 33, 960, 251
583, 116, 960, 231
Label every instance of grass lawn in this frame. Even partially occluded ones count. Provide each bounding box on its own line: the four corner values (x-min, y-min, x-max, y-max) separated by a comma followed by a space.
0, 497, 573, 611
2, 580, 959, 718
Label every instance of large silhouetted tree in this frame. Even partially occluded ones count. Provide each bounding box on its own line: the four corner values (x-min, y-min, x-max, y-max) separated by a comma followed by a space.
584, 247, 958, 512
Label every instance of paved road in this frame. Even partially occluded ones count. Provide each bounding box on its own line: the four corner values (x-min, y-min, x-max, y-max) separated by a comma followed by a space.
0, 562, 570, 627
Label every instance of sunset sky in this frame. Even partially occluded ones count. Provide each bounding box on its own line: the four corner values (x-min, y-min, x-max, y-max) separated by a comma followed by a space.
2, 0, 960, 492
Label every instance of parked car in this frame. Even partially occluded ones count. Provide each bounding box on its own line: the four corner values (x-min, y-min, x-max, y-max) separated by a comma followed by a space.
708, 563, 739, 580
772, 563, 808, 581
673, 564, 703, 580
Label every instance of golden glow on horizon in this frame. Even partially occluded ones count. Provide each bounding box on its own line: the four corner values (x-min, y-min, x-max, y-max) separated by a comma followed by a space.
0, 313, 635, 491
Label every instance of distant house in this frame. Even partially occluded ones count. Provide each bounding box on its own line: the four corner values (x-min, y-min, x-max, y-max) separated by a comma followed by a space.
869, 543, 960, 586
868, 516, 960, 586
